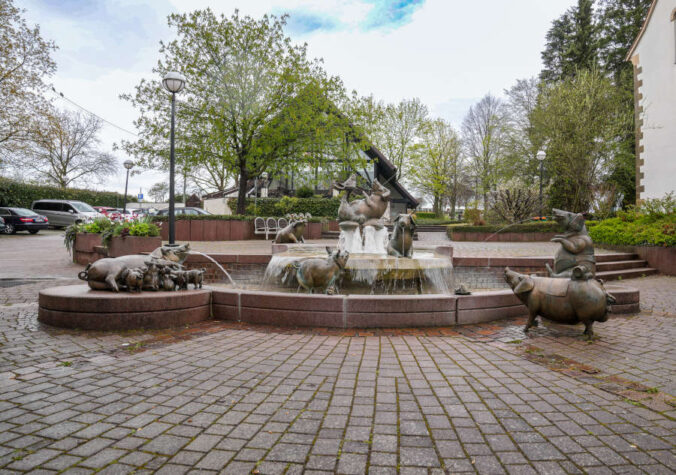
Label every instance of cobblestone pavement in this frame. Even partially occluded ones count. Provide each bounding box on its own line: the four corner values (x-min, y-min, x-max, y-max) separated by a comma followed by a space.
0, 278, 675, 474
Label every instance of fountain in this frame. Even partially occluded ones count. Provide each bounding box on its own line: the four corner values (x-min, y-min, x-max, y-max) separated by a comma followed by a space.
262, 175, 454, 295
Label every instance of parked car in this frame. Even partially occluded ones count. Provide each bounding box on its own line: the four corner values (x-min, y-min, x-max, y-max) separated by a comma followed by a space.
31, 200, 101, 228
155, 207, 211, 216
0, 216, 5, 233
0, 207, 49, 234
93, 206, 122, 221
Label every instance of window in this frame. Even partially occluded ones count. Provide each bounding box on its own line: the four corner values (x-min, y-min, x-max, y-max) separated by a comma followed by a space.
0, 209, 10, 216
12, 208, 36, 216
70, 202, 96, 213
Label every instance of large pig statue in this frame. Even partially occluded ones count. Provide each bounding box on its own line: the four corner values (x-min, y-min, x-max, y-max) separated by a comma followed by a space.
504, 266, 616, 338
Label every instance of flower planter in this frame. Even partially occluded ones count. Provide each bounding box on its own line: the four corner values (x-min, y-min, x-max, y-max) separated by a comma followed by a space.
107, 235, 162, 258
73, 233, 103, 265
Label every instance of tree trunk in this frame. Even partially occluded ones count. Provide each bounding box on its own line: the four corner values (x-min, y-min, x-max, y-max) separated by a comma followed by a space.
433, 195, 441, 217
236, 167, 249, 215
450, 197, 457, 219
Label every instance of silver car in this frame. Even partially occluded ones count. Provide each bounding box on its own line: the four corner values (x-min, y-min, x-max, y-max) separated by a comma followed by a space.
31, 200, 101, 228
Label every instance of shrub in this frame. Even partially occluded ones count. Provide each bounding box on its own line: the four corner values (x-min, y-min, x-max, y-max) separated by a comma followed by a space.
150, 214, 251, 222
415, 211, 439, 219
447, 221, 560, 238
0, 177, 136, 208
295, 185, 314, 198
227, 197, 340, 217
488, 188, 541, 223
588, 214, 675, 247
102, 219, 161, 248
463, 208, 484, 226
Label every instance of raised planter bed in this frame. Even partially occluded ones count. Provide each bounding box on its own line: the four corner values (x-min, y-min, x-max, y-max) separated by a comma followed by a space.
73, 233, 103, 265
107, 235, 163, 258
450, 231, 556, 242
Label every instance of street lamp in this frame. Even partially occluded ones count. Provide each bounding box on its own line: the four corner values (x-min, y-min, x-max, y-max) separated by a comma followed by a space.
122, 160, 134, 216
536, 150, 546, 218
162, 71, 186, 244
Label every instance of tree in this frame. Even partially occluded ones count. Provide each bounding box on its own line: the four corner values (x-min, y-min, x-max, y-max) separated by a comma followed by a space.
541, 0, 598, 83
120, 10, 360, 215
503, 78, 543, 185
409, 119, 463, 217
149, 182, 169, 202
380, 98, 428, 181
531, 68, 630, 212
0, 0, 56, 163
19, 109, 116, 188
461, 94, 511, 208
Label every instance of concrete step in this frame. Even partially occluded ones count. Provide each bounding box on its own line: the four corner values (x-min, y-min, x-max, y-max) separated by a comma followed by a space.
596, 267, 658, 281
596, 253, 638, 263
596, 260, 648, 271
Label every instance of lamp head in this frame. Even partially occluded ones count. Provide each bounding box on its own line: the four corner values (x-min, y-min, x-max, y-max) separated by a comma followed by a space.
162, 71, 186, 94
123, 160, 134, 170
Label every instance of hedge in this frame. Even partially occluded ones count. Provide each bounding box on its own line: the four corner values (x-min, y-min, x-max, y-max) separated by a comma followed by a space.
588, 215, 675, 247
227, 196, 340, 217
0, 178, 137, 209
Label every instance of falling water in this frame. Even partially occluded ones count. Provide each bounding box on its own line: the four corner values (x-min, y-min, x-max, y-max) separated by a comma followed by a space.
188, 251, 237, 287
339, 225, 388, 254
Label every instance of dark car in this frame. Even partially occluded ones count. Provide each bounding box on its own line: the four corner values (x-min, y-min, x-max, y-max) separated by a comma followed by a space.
0, 207, 49, 234
155, 207, 211, 216
0, 216, 5, 233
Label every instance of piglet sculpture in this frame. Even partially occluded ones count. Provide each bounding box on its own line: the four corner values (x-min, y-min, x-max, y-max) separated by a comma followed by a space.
504, 266, 616, 338
295, 247, 349, 294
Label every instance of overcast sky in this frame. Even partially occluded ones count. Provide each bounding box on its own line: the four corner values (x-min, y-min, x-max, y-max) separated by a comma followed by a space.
20, 0, 575, 196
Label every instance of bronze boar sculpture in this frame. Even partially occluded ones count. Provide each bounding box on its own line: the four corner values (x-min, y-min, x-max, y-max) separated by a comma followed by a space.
335, 174, 391, 227
387, 213, 416, 258
294, 247, 350, 294
78, 243, 192, 292
546, 208, 596, 279
274, 213, 310, 244
504, 266, 616, 338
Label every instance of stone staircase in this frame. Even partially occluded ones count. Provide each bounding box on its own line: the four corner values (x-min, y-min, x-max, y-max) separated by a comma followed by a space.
596, 253, 658, 281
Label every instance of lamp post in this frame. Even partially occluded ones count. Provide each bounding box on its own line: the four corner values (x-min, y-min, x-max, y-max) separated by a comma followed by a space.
162, 71, 186, 245
122, 160, 134, 216
536, 150, 546, 218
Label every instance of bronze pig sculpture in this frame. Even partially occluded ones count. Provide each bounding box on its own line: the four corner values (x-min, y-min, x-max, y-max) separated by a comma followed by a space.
78, 244, 190, 292
504, 267, 616, 338
123, 267, 145, 292
274, 213, 309, 244
387, 213, 416, 258
546, 208, 596, 279
295, 247, 349, 294
335, 175, 391, 226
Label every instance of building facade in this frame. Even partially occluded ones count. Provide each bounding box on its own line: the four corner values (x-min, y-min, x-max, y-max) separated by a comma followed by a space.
626, 0, 676, 201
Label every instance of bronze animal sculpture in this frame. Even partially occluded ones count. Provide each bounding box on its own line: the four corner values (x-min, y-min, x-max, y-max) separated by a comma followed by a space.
160, 268, 177, 291
274, 213, 310, 243
335, 175, 391, 226
78, 244, 190, 292
123, 267, 145, 292
175, 269, 206, 290
546, 208, 596, 279
504, 267, 616, 338
295, 247, 349, 294
387, 213, 416, 258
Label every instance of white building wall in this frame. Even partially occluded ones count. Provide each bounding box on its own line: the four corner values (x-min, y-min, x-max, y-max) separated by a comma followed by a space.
633, 0, 676, 200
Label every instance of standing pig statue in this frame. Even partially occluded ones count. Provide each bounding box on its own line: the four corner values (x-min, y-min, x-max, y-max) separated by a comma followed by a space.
387, 213, 416, 258
295, 247, 349, 294
504, 266, 616, 338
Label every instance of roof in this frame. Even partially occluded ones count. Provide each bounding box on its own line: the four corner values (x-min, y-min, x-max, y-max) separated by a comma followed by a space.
626, 0, 658, 60
361, 144, 419, 207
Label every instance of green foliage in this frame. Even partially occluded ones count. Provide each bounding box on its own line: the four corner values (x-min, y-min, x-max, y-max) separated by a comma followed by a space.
0, 177, 136, 208
227, 197, 340, 217
463, 208, 484, 226
295, 185, 314, 198
82, 217, 114, 234
531, 68, 630, 212
448, 221, 560, 235
102, 219, 161, 248
588, 215, 675, 247
414, 212, 438, 219
415, 218, 461, 225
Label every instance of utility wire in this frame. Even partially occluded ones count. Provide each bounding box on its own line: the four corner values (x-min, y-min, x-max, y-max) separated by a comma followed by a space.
49, 86, 139, 137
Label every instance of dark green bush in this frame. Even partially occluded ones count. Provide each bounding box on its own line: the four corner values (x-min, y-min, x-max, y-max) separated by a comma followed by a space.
414, 211, 439, 219
228, 197, 340, 217
588, 214, 675, 247
295, 185, 314, 198
150, 214, 252, 222
0, 177, 136, 208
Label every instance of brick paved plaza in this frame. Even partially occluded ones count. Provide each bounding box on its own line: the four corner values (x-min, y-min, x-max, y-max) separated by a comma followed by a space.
0, 232, 674, 474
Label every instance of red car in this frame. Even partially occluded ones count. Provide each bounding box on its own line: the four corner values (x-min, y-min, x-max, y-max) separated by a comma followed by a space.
93, 206, 122, 221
